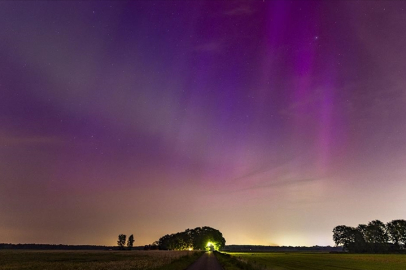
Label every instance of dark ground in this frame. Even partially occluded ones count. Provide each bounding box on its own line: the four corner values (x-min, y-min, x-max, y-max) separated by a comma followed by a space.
186, 252, 223, 270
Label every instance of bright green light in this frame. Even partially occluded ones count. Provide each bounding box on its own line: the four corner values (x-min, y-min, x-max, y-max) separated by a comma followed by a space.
206, 241, 216, 251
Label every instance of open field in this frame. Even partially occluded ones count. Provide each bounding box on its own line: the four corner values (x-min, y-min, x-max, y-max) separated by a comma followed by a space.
225, 252, 406, 270
0, 250, 203, 270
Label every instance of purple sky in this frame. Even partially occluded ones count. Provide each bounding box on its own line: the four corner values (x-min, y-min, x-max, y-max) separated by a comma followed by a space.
1, 0, 406, 246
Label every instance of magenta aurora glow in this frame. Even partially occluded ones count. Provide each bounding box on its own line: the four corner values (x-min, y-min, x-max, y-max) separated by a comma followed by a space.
1, 1, 406, 247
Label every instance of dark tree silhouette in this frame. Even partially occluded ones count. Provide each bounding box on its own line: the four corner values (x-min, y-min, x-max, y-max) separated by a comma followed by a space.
191, 226, 226, 250
157, 226, 226, 251
127, 234, 135, 250
387, 219, 406, 250
117, 234, 126, 250
333, 219, 406, 253
365, 220, 388, 252
333, 225, 366, 253
357, 224, 368, 238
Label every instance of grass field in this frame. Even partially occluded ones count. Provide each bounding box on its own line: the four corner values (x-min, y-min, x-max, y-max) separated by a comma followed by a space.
0, 250, 203, 270
224, 252, 406, 270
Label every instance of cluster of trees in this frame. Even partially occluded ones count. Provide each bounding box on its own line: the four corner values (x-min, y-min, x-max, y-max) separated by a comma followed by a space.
333, 219, 406, 253
157, 226, 226, 251
117, 234, 135, 250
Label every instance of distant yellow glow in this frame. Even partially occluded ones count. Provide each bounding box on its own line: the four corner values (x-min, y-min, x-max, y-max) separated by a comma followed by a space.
206, 241, 217, 251
188, 247, 193, 251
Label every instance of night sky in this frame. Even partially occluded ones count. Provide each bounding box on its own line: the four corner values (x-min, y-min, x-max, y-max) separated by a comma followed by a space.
1, 0, 406, 247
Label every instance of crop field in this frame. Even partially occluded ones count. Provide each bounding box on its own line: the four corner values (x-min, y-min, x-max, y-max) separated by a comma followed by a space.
225, 252, 406, 270
0, 250, 202, 270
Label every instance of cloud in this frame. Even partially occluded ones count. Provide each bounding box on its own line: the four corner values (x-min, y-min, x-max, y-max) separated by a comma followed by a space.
236, 177, 319, 192
232, 156, 298, 182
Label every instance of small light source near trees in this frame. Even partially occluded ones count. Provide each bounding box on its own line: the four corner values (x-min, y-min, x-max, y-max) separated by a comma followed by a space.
206, 241, 215, 251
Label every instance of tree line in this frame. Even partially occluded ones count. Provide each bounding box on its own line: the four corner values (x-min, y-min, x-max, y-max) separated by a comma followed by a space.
117, 234, 135, 250
333, 219, 406, 253
152, 226, 226, 251
116, 227, 226, 251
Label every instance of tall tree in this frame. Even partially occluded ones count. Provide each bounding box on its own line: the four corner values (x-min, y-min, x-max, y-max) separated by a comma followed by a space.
357, 224, 368, 238
333, 225, 366, 252
192, 226, 226, 251
117, 234, 126, 250
365, 220, 388, 252
387, 219, 406, 249
127, 234, 135, 250
333, 225, 351, 247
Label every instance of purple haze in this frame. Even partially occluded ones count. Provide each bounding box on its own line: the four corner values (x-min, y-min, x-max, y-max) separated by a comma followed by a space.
1, 1, 406, 246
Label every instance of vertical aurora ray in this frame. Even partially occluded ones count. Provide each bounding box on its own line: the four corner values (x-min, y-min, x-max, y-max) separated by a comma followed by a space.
317, 66, 337, 174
